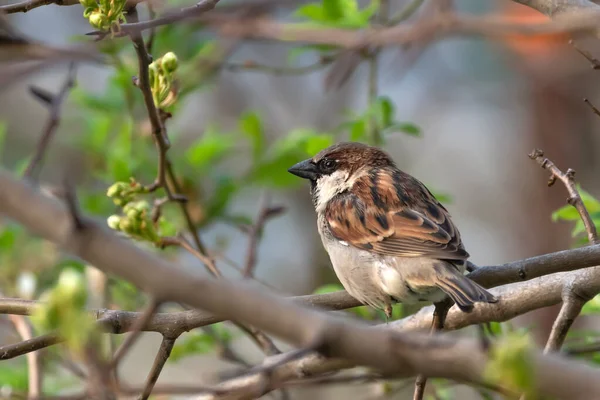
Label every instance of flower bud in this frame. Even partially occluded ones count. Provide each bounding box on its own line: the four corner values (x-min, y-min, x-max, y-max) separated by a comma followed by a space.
161, 52, 178, 74
88, 11, 108, 29
107, 215, 121, 230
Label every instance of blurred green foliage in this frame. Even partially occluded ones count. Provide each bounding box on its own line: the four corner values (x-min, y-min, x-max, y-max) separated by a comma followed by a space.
485, 331, 536, 398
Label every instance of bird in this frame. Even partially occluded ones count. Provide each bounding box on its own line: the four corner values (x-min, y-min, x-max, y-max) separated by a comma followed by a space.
288, 142, 497, 319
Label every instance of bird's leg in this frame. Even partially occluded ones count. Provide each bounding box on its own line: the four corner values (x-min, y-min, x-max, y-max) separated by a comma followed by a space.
413, 299, 453, 400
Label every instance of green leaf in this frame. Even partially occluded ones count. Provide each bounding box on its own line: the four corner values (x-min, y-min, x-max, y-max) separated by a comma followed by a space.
239, 112, 265, 162
249, 129, 333, 188
250, 155, 303, 188
552, 205, 581, 222
349, 119, 367, 141
323, 0, 344, 20
487, 321, 504, 336
484, 332, 536, 397
374, 96, 395, 129
385, 122, 421, 136
295, 4, 326, 22
204, 176, 238, 222
0, 225, 17, 250
305, 134, 334, 154
185, 125, 234, 170
14, 157, 31, 176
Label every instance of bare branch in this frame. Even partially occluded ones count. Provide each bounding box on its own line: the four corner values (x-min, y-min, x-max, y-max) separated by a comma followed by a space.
0, 0, 78, 13
23, 62, 77, 180
128, 6, 172, 193
529, 149, 598, 244
138, 335, 177, 400
0, 331, 61, 360
3, 171, 600, 399
544, 285, 585, 352
110, 298, 160, 368
243, 196, 285, 278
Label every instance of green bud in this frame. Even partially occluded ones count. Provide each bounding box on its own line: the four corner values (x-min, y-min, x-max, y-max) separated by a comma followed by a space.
133, 200, 151, 212
125, 207, 139, 220
119, 218, 133, 233
106, 181, 127, 198
107, 215, 122, 230
161, 52, 178, 74
148, 63, 158, 88
88, 11, 109, 29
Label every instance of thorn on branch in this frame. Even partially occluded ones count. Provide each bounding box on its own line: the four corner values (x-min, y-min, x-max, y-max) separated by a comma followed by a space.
29, 85, 55, 105
584, 98, 600, 118
24, 62, 77, 180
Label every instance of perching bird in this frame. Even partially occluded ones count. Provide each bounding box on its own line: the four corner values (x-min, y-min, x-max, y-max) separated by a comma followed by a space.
288, 142, 497, 318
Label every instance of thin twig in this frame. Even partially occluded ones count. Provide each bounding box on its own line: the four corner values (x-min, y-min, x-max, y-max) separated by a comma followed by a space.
161, 235, 220, 277
110, 298, 160, 368
529, 149, 598, 244
584, 98, 600, 118
412, 300, 452, 400
243, 195, 285, 278
93, 0, 222, 39
162, 235, 282, 356
23, 62, 77, 180
138, 335, 177, 400
0, 0, 78, 13
128, 6, 171, 193
0, 331, 61, 360
569, 39, 600, 69
8, 315, 42, 398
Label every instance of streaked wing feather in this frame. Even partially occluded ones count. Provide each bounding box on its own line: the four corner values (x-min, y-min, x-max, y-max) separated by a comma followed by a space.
325, 169, 468, 261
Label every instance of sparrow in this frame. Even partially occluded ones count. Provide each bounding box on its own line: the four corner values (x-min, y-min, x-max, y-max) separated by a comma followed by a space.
288, 142, 497, 318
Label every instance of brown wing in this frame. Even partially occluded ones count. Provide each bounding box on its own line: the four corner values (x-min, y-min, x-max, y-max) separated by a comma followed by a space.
324, 168, 468, 261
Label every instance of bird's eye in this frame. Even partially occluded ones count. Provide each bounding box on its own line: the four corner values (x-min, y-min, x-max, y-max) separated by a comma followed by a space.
319, 158, 336, 172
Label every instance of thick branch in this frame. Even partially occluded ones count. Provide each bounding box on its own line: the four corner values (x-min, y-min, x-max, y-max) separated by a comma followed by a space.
3, 172, 600, 399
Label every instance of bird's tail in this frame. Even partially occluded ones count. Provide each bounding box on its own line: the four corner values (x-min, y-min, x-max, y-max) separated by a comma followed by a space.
433, 263, 497, 312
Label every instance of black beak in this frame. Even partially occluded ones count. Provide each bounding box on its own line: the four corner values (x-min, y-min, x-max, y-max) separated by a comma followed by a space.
288, 159, 319, 180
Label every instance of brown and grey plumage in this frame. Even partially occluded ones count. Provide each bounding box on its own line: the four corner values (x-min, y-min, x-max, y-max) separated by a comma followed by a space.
289, 142, 497, 316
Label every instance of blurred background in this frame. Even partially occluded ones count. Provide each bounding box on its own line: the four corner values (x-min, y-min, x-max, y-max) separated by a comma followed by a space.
1, 0, 600, 398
